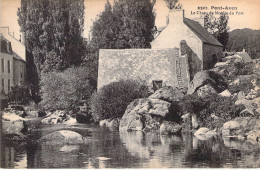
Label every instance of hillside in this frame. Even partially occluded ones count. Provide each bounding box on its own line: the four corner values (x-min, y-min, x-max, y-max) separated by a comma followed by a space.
226, 28, 260, 59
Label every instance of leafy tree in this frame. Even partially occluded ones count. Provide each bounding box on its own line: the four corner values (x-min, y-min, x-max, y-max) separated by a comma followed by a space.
91, 0, 156, 50
40, 66, 96, 111
205, 13, 229, 50
91, 1, 118, 50
164, 0, 178, 10
17, 0, 85, 102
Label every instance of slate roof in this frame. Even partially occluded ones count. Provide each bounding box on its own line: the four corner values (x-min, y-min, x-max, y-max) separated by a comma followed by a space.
183, 18, 223, 47
13, 51, 26, 61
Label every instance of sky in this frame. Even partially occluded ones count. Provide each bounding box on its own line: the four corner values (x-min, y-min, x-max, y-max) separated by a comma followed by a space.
1, 0, 260, 39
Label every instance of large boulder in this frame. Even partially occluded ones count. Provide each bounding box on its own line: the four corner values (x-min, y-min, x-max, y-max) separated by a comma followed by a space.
148, 86, 184, 102
187, 70, 227, 95
119, 98, 172, 132
159, 121, 181, 135
2, 120, 28, 135
194, 127, 217, 140
222, 117, 260, 137
38, 130, 84, 144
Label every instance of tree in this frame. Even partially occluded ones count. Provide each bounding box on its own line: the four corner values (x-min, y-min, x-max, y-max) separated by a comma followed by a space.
40, 66, 96, 111
205, 13, 229, 50
164, 0, 178, 10
91, 0, 117, 50
91, 0, 156, 50
17, 0, 86, 102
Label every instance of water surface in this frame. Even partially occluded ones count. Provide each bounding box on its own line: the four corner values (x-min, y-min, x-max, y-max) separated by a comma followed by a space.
1, 124, 260, 168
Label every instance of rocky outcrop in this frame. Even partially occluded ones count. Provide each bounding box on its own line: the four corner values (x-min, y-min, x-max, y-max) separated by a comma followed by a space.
41, 110, 74, 124
159, 121, 181, 135
119, 98, 172, 132
148, 86, 184, 102
38, 130, 84, 144
235, 97, 259, 115
222, 117, 260, 144
187, 70, 227, 95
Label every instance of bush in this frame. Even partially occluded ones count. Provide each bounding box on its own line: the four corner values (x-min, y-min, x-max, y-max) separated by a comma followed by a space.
90, 79, 149, 122
40, 66, 96, 111
179, 94, 246, 130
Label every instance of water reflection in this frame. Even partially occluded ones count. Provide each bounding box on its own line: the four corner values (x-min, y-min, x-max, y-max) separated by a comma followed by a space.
1, 124, 260, 168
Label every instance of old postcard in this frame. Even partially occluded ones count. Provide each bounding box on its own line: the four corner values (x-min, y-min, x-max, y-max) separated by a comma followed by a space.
1, 0, 260, 168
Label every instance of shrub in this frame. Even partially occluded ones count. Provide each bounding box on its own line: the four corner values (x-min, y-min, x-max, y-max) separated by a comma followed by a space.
179, 94, 246, 130
90, 79, 149, 122
40, 66, 96, 111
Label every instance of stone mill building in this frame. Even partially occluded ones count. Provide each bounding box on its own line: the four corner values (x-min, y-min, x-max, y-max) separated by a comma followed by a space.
97, 9, 223, 90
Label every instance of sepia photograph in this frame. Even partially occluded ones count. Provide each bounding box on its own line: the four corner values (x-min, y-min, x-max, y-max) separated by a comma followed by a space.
0, 0, 260, 168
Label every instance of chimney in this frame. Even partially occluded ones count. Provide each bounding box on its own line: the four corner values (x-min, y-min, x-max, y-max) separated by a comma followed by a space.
20, 32, 25, 44
168, 9, 184, 25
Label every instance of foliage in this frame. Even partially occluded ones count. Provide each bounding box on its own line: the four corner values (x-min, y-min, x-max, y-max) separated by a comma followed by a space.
205, 13, 229, 50
179, 94, 245, 130
17, 0, 86, 101
90, 80, 149, 122
164, 0, 178, 10
226, 29, 260, 59
40, 66, 96, 111
91, 0, 156, 50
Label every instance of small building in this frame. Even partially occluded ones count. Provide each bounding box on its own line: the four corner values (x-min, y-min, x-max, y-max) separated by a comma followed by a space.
97, 9, 223, 90
98, 48, 190, 90
0, 27, 27, 108
151, 9, 223, 71
236, 49, 252, 62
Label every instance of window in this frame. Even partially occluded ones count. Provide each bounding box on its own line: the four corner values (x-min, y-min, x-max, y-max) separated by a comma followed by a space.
1, 59, 4, 73
7, 60, 10, 73
152, 80, 163, 91
2, 79, 4, 90
8, 79, 10, 92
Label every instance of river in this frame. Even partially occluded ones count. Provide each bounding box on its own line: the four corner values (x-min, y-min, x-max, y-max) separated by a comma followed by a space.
1, 123, 260, 168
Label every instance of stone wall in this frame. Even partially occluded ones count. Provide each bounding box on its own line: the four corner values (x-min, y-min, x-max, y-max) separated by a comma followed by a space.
98, 48, 190, 90
202, 44, 223, 70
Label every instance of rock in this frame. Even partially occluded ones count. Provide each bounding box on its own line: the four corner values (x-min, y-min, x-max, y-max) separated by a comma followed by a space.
41, 110, 69, 124
119, 98, 171, 132
194, 127, 210, 136
99, 119, 110, 127
148, 86, 184, 102
2, 112, 25, 121
235, 98, 258, 115
192, 114, 199, 129
197, 84, 217, 97
246, 130, 260, 144
187, 70, 227, 95
219, 89, 231, 97
107, 118, 120, 130
160, 121, 181, 135
2, 120, 28, 135
194, 127, 216, 140
38, 130, 84, 144
63, 117, 77, 125
222, 117, 260, 137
